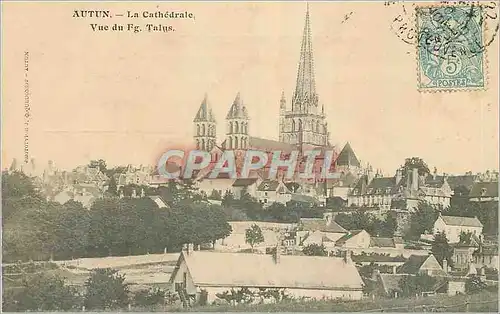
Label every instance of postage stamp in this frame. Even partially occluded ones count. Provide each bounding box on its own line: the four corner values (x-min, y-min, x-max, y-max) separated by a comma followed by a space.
416, 5, 486, 91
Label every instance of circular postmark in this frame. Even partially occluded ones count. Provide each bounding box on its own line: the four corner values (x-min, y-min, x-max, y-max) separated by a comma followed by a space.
385, 0, 499, 59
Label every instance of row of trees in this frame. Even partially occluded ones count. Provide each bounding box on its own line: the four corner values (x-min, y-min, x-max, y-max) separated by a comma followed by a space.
2, 171, 231, 262
220, 190, 325, 223
334, 211, 398, 237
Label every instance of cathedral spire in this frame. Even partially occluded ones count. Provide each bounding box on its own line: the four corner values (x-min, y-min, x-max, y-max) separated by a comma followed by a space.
193, 93, 215, 122
293, 3, 318, 108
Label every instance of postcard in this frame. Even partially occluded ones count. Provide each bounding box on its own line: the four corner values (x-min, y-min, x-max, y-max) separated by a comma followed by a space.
2, 1, 498, 312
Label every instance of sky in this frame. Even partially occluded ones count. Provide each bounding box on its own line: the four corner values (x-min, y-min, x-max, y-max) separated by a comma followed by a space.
2, 1, 499, 175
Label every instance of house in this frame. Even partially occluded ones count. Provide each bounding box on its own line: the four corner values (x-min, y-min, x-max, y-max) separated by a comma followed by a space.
351, 254, 407, 267
372, 270, 448, 298
214, 221, 293, 252
432, 214, 483, 243
397, 254, 448, 277
297, 216, 348, 245
53, 183, 103, 209
472, 244, 499, 270
468, 181, 499, 202
300, 231, 338, 251
348, 168, 453, 211
452, 234, 481, 270
113, 165, 152, 187
446, 174, 478, 193
335, 230, 371, 249
326, 172, 358, 201
370, 237, 405, 250
255, 180, 292, 206
169, 245, 364, 304
231, 178, 262, 200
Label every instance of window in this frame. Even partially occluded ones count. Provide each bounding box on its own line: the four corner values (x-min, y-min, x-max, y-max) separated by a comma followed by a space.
265, 192, 268, 196
264, 199, 267, 203
367, 188, 373, 194
481, 188, 487, 196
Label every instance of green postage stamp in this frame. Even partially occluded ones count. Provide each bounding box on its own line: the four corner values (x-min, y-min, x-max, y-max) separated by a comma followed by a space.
416, 5, 486, 91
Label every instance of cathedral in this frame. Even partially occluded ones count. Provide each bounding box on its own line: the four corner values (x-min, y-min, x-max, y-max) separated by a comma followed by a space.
192, 5, 359, 176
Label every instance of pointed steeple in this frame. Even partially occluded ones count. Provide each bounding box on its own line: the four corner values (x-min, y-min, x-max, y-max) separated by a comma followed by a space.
193, 93, 215, 122
336, 142, 361, 168
226, 92, 248, 119
293, 3, 318, 108
280, 91, 286, 109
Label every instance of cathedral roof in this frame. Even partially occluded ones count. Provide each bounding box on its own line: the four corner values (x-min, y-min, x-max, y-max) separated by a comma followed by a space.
336, 142, 360, 167
226, 92, 249, 120
248, 137, 297, 153
193, 94, 216, 123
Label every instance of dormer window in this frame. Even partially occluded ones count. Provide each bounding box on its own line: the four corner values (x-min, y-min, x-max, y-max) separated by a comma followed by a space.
481, 188, 487, 196
386, 187, 391, 194
263, 183, 270, 190
353, 189, 358, 195
367, 188, 374, 194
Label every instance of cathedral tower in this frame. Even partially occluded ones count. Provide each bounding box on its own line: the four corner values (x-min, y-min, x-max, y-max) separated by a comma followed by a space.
193, 94, 217, 151
279, 5, 329, 148
225, 92, 249, 149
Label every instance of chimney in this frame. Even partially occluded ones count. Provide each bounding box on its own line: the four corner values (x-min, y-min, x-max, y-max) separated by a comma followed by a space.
433, 167, 437, 180
185, 243, 194, 255
273, 243, 281, 264
367, 166, 374, 184
323, 212, 333, 225
392, 265, 397, 274
395, 168, 402, 184
442, 259, 448, 274
406, 169, 411, 190
344, 250, 352, 264
412, 168, 419, 191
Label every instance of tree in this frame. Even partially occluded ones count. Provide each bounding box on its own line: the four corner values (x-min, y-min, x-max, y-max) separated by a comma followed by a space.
405, 202, 439, 240
334, 211, 379, 235
402, 157, 430, 177
4, 273, 81, 311
398, 273, 437, 297
221, 190, 235, 208
245, 224, 264, 252
465, 275, 488, 294
84, 268, 130, 310
107, 176, 118, 196
302, 243, 327, 256
378, 211, 398, 237
89, 159, 107, 173
431, 231, 453, 266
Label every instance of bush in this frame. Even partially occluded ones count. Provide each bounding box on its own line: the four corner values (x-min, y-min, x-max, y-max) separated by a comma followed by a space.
465, 275, 488, 294
133, 287, 170, 307
84, 268, 130, 310
2, 273, 81, 311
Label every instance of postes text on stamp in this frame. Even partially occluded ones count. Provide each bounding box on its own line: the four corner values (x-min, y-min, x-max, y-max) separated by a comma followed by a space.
416, 5, 486, 91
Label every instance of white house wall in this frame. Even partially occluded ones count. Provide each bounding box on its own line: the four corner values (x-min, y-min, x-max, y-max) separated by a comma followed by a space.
199, 286, 363, 303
